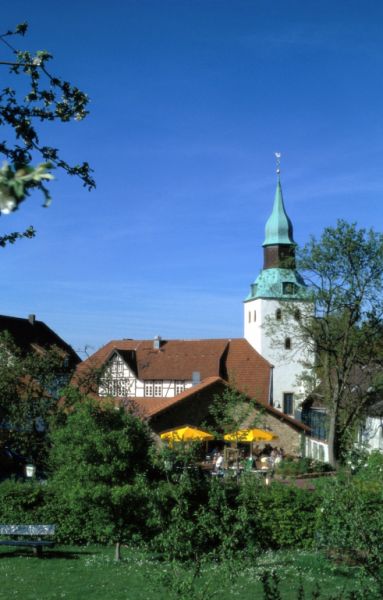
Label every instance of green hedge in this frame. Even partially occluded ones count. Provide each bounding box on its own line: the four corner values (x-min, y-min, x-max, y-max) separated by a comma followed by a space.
1, 473, 382, 566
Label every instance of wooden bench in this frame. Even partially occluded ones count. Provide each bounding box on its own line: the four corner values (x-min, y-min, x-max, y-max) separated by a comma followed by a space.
0, 525, 55, 557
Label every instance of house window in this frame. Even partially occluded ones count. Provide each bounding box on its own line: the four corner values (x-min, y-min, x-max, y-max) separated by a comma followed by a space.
294, 309, 301, 321
108, 378, 133, 397
154, 381, 162, 397
285, 337, 291, 350
283, 393, 294, 415
253, 310, 256, 322
118, 379, 126, 396
276, 308, 282, 320
145, 382, 154, 397
248, 311, 251, 323
175, 381, 185, 395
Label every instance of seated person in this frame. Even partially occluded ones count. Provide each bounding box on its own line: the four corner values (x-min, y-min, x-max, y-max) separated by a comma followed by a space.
214, 452, 224, 473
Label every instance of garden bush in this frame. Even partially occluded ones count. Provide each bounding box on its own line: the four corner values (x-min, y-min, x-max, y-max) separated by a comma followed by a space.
316, 475, 383, 596
0, 478, 48, 523
275, 457, 332, 477
239, 478, 320, 549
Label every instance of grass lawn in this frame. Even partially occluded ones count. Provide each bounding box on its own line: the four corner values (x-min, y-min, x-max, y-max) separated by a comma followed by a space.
0, 545, 368, 599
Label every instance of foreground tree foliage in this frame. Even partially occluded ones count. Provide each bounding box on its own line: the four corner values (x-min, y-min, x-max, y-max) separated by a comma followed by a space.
0, 331, 70, 468
49, 395, 154, 559
0, 22, 94, 242
296, 220, 383, 466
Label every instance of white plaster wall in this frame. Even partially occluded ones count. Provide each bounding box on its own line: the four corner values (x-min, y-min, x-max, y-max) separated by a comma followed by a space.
244, 298, 313, 413
98, 354, 193, 398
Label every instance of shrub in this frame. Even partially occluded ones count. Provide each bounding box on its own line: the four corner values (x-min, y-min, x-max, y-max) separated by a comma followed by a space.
240, 478, 320, 549
275, 457, 332, 477
316, 476, 383, 595
0, 478, 48, 523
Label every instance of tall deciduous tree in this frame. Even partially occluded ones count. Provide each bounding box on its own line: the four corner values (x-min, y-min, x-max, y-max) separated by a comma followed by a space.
296, 220, 383, 466
49, 397, 153, 559
0, 331, 70, 469
0, 23, 94, 244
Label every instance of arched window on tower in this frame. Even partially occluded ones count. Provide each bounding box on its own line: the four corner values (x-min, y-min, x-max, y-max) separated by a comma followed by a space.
276, 308, 282, 320
253, 310, 256, 322
248, 311, 251, 323
285, 337, 291, 350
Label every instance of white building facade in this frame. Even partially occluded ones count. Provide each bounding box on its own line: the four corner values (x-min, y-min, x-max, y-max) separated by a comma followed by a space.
244, 178, 313, 416
99, 351, 193, 398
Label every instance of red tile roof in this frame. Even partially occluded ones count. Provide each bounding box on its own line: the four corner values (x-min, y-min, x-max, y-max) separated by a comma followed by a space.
76, 338, 227, 380
127, 376, 223, 418
74, 337, 272, 405
224, 338, 272, 404
123, 376, 309, 432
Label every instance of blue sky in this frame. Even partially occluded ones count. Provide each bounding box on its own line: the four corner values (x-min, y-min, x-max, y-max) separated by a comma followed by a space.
2, 0, 383, 356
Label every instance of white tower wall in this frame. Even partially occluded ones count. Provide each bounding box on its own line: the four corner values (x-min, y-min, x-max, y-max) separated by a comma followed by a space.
244, 297, 311, 414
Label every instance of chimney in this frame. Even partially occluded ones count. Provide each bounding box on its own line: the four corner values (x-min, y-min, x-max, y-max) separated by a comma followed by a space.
28, 314, 36, 325
192, 371, 201, 386
153, 335, 161, 350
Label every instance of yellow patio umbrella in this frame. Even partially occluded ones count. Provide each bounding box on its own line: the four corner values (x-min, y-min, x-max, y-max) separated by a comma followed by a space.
224, 428, 278, 459
224, 428, 278, 443
160, 425, 215, 443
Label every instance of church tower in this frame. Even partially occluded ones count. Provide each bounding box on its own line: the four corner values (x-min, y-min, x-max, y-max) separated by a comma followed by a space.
244, 160, 311, 415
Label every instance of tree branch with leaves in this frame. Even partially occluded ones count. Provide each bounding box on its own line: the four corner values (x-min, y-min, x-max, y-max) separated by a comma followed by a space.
0, 22, 94, 239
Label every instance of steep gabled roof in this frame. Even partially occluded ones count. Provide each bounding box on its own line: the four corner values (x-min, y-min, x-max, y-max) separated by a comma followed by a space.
0, 315, 80, 367
77, 338, 229, 381
224, 338, 271, 404
75, 337, 272, 404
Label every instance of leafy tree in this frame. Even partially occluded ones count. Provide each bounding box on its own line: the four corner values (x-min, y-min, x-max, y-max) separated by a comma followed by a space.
205, 384, 259, 437
49, 396, 154, 559
0, 331, 70, 469
0, 23, 94, 243
294, 220, 383, 467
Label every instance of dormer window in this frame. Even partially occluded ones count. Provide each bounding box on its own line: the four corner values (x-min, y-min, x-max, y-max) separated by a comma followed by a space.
276, 308, 282, 320
283, 282, 297, 295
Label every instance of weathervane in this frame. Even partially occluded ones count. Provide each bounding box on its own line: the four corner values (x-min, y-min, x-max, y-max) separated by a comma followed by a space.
275, 152, 281, 176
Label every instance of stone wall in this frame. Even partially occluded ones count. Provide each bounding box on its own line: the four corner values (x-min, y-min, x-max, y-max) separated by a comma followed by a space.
255, 409, 304, 456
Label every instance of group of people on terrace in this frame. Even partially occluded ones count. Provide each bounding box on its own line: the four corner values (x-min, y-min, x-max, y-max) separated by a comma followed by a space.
209, 444, 285, 476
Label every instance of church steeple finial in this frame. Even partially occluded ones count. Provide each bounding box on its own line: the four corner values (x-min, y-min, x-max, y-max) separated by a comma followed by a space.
275, 151, 281, 177
263, 154, 295, 247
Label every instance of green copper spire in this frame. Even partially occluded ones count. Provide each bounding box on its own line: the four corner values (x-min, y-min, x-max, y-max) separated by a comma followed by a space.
263, 179, 295, 247
244, 157, 309, 302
